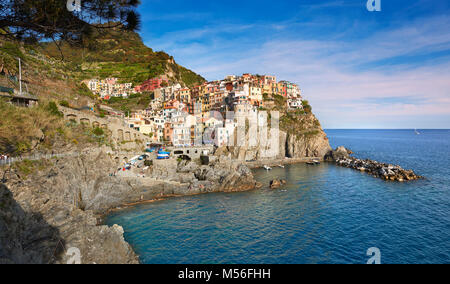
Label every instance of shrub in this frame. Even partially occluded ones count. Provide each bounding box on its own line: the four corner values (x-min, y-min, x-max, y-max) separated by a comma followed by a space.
302, 100, 312, 113
14, 159, 51, 179
77, 83, 96, 99
92, 127, 104, 136
0, 42, 24, 59
59, 100, 70, 108
46, 102, 63, 117
15, 141, 31, 154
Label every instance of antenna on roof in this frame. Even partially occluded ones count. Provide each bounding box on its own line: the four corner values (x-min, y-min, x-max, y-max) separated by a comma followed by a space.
18, 57, 22, 95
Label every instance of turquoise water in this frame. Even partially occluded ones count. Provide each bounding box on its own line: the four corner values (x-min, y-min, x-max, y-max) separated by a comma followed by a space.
105, 130, 450, 264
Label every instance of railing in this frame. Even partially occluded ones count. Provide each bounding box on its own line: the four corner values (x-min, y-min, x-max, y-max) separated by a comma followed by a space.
0, 150, 153, 167
0, 152, 81, 166
0, 159, 12, 166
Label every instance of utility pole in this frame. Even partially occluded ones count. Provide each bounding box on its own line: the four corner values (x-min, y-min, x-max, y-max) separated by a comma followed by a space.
18, 57, 22, 95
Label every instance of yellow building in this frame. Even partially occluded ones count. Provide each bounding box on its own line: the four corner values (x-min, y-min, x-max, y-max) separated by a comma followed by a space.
178, 88, 191, 103
201, 94, 211, 113
262, 83, 272, 96
249, 85, 262, 105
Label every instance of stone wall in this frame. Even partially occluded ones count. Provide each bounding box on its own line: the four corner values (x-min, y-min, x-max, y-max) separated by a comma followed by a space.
59, 106, 150, 145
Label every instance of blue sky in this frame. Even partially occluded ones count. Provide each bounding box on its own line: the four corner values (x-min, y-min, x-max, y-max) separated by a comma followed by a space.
137, 0, 450, 129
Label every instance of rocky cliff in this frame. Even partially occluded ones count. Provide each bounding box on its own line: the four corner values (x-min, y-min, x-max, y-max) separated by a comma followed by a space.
221, 112, 331, 162
0, 150, 258, 264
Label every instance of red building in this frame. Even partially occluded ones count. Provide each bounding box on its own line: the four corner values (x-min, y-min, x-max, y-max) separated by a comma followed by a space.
134, 75, 169, 92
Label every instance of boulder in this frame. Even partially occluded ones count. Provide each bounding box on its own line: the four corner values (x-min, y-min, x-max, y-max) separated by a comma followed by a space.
270, 179, 286, 189
325, 146, 351, 162
270, 180, 281, 189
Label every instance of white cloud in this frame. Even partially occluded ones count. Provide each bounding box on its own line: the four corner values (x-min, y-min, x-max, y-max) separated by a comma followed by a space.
143, 15, 450, 128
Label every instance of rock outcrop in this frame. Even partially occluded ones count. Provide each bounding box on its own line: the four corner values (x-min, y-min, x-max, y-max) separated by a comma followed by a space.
326, 146, 423, 182
324, 146, 352, 161
225, 129, 331, 162
270, 179, 287, 189
0, 150, 258, 263
285, 130, 331, 159
218, 112, 331, 162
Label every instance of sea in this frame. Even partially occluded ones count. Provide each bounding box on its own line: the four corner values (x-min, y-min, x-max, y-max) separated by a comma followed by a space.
105, 129, 450, 264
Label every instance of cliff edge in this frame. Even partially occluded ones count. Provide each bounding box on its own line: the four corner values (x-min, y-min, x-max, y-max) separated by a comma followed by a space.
0, 150, 257, 264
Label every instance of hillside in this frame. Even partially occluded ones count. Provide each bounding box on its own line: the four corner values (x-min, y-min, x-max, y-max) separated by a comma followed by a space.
0, 38, 94, 106
0, 28, 206, 156
40, 27, 205, 87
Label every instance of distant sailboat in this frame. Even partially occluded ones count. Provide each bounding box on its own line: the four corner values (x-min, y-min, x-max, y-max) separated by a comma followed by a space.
415, 129, 421, 135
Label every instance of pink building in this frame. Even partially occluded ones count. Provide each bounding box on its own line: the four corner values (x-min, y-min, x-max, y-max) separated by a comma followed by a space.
134, 75, 169, 92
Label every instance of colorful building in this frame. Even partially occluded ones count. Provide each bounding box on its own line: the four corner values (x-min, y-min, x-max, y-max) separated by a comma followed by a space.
134, 75, 169, 93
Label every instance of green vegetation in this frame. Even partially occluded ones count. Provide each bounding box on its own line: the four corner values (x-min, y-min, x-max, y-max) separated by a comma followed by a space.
46, 102, 63, 117
273, 94, 286, 111
302, 100, 312, 114
41, 28, 205, 87
77, 83, 96, 99
92, 127, 105, 136
258, 94, 321, 139
0, 99, 112, 156
302, 130, 320, 137
13, 159, 52, 178
0, 42, 24, 59
106, 92, 153, 112
59, 100, 70, 108
0, 100, 65, 155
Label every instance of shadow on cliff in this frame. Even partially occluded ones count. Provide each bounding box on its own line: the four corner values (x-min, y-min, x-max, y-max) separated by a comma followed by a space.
0, 183, 65, 264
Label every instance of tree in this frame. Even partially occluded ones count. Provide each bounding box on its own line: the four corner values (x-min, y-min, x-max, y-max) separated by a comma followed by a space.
302, 100, 312, 113
0, 0, 141, 46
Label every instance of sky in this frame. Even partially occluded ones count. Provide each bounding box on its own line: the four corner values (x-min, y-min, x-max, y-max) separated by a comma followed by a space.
136, 0, 450, 129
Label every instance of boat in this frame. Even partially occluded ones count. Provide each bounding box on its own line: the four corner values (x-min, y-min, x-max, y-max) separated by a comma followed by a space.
157, 149, 171, 160
307, 159, 321, 165
415, 129, 421, 135
263, 165, 272, 170
278, 165, 285, 168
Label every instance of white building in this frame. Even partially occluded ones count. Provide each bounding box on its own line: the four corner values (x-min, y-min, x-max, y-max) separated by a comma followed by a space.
173, 126, 191, 147
214, 117, 238, 147
287, 98, 304, 110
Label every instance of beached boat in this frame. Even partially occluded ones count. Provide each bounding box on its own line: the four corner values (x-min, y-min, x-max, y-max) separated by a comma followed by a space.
264, 165, 272, 170
307, 160, 321, 165
157, 149, 170, 160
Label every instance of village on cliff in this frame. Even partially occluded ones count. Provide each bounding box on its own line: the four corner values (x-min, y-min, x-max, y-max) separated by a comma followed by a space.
84, 74, 305, 147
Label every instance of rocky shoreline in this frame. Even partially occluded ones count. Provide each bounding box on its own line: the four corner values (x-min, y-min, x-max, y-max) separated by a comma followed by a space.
0, 144, 424, 264
326, 146, 423, 182
0, 149, 260, 264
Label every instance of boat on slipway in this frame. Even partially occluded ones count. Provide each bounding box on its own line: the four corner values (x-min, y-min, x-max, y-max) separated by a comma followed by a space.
157, 149, 171, 160
307, 160, 321, 166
